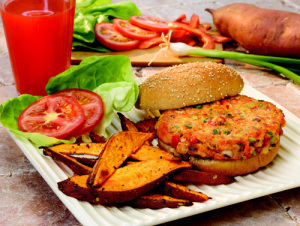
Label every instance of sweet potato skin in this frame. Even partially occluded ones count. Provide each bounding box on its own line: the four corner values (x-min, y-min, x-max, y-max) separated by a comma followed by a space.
172, 169, 234, 185
163, 181, 210, 202
207, 3, 300, 57
132, 194, 193, 209
58, 159, 192, 204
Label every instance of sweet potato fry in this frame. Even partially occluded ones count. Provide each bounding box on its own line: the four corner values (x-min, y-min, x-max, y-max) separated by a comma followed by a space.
132, 194, 193, 209
43, 147, 92, 175
89, 131, 107, 143
163, 181, 210, 202
135, 118, 158, 133
87, 131, 155, 187
58, 159, 192, 204
172, 169, 235, 185
117, 112, 139, 132
48, 143, 104, 156
45, 143, 104, 168
131, 145, 181, 161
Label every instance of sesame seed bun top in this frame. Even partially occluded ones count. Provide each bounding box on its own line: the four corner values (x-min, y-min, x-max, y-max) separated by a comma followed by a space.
135, 62, 244, 110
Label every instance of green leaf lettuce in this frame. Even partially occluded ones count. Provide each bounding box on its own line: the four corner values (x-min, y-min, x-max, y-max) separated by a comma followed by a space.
0, 55, 139, 146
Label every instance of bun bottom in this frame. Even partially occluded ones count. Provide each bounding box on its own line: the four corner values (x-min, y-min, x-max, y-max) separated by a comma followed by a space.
158, 140, 280, 176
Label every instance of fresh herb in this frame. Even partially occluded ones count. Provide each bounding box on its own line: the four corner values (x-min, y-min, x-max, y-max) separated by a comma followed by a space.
268, 131, 273, 135
196, 104, 203, 109
185, 123, 192, 129
240, 115, 245, 118
226, 113, 232, 117
252, 150, 257, 156
204, 117, 212, 123
192, 115, 198, 119
213, 129, 219, 135
249, 137, 256, 143
174, 125, 180, 128
224, 130, 231, 135
270, 136, 275, 143
259, 103, 264, 107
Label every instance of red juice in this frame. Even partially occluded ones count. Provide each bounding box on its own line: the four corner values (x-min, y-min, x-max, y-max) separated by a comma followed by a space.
0, 0, 75, 96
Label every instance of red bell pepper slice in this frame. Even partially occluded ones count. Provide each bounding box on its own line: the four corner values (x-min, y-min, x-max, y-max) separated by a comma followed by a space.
168, 22, 215, 49
138, 36, 164, 49
189, 13, 200, 28
211, 34, 233, 43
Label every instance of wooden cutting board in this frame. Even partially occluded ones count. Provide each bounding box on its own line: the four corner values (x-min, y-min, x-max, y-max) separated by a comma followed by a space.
71, 26, 223, 66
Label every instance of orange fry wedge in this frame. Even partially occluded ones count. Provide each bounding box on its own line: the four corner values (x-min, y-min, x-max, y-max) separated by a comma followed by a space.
87, 131, 155, 187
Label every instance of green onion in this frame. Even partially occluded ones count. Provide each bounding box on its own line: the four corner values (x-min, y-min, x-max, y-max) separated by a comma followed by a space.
169, 43, 300, 84
204, 117, 212, 123
185, 123, 192, 129
224, 130, 231, 135
213, 129, 219, 135
249, 137, 256, 143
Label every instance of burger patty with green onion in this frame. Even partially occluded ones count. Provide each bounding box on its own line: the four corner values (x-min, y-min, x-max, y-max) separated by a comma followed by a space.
155, 95, 285, 175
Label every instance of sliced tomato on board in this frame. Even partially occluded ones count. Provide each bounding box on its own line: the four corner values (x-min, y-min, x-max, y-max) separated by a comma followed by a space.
113, 18, 158, 41
95, 22, 139, 51
18, 95, 85, 139
54, 89, 104, 137
130, 15, 170, 34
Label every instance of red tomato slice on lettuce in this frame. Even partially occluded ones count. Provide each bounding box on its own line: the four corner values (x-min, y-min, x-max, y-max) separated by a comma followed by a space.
54, 88, 104, 137
130, 15, 170, 33
94, 22, 139, 51
18, 95, 85, 139
113, 18, 158, 41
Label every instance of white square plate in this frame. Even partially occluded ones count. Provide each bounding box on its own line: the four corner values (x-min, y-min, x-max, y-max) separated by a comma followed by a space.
8, 80, 300, 226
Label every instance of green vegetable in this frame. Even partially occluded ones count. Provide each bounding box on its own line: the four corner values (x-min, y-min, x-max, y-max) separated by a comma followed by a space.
168, 43, 300, 84
213, 129, 219, 135
224, 130, 231, 135
185, 123, 193, 129
0, 55, 138, 146
249, 137, 256, 143
204, 117, 212, 123
73, 0, 141, 51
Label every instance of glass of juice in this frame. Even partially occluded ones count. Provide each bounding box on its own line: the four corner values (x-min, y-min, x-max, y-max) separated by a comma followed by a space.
0, 0, 75, 96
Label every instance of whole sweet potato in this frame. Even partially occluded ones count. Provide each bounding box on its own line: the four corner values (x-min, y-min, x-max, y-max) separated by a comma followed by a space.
206, 3, 300, 57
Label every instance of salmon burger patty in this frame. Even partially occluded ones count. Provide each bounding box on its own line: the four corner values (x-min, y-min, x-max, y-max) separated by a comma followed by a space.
156, 95, 285, 161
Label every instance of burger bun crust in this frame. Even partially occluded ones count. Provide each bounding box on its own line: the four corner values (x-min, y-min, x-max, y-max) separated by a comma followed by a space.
136, 62, 244, 110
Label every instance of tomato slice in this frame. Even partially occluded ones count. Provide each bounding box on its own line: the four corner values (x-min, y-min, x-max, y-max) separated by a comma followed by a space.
94, 22, 139, 51
18, 95, 85, 139
113, 18, 158, 41
130, 15, 170, 33
54, 89, 104, 137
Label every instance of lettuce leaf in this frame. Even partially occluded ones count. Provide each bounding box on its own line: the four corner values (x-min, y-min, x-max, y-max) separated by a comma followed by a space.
72, 0, 141, 50
0, 55, 138, 146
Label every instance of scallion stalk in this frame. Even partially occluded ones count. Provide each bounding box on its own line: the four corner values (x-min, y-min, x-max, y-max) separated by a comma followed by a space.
169, 43, 300, 84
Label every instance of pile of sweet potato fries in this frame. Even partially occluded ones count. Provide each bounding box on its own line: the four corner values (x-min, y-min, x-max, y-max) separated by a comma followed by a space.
42, 113, 234, 209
